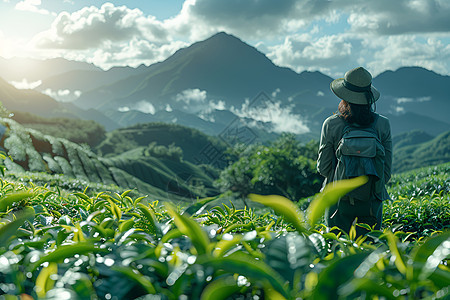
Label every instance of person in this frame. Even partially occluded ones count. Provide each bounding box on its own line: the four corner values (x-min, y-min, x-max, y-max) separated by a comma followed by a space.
317, 67, 392, 235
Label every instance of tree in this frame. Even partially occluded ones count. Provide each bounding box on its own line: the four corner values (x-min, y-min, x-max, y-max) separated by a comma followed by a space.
215, 134, 322, 201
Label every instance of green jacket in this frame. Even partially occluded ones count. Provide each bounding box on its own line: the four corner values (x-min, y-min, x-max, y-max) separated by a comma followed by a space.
317, 113, 392, 201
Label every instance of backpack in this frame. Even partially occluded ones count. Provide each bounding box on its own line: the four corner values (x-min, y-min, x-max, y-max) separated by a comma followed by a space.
333, 114, 385, 203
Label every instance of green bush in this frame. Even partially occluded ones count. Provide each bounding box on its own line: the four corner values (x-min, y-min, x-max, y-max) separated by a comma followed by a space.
0, 174, 448, 299
215, 134, 322, 201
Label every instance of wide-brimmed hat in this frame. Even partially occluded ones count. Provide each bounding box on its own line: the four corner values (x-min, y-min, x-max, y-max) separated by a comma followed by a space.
330, 67, 380, 105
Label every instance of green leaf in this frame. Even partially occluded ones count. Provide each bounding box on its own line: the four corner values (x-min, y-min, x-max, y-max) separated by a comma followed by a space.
165, 202, 210, 255
412, 231, 450, 283
183, 196, 218, 216
338, 278, 397, 299
72, 192, 91, 202
121, 190, 133, 199
312, 252, 368, 300
0, 207, 35, 246
213, 235, 243, 257
200, 276, 241, 300
308, 233, 328, 258
112, 266, 156, 294
248, 194, 307, 234
119, 218, 135, 233
109, 199, 122, 220
385, 231, 407, 275
199, 251, 289, 298
32, 242, 106, 270
308, 176, 368, 226
137, 203, 161, 237
35, 262, 58, 298
0, 191, 34, 212
263, 232, 316, 286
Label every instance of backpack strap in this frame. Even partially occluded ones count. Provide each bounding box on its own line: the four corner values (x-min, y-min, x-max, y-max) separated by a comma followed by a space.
341, 113, 380, 141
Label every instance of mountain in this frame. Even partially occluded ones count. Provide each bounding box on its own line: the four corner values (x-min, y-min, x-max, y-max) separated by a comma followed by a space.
373, 67, 450, 124
0, 76, 119, 130
394, 130, 450, 173
0, 57, 100, 82
383, 111, 449, 137
392, 130, 434, 149
1, 32, 449, 143
35, 64, 150, 94
74, 32, 336, 112
71, 32, 449, 140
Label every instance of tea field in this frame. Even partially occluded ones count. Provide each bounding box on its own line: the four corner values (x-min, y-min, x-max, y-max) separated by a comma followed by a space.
0, 162, 449, 299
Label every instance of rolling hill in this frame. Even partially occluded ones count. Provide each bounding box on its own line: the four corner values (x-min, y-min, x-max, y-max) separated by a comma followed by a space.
0, 76, 119, 131
0, 117, 219, 202
393, 130, 450, 173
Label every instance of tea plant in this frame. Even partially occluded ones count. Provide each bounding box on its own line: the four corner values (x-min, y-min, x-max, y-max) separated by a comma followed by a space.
1, 175, 448, 299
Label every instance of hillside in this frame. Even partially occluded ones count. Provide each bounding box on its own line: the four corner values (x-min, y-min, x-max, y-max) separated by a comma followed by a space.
36, 64, 150, 94
0, 76, 119, 130
0, 57, 99, 82
96, 122, 229, 167
74, 32, 336, 113
0, 118, 219, 202
392, 130, 434, 149
373, 67, 450, 124
11, 111, 106, 147
393, 130, 450, 173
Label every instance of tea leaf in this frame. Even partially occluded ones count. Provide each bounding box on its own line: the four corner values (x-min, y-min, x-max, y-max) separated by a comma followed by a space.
165, 202, 210, 255
32, 242, 106, 270
35, 262, 58, 298
0, 191, 34, 212
0, 208, 35, 246
200, 276, 240, 300
112, 266, 156, 294
248, 194, 307, 234
308, 176, 368, 226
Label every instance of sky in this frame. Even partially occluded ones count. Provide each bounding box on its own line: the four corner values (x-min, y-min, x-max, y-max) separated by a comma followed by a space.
1, 0, 449, 78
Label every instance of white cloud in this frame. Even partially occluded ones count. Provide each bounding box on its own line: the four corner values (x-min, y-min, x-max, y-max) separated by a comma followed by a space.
9, 79, 42, 89
29, 2, 185, 69
33, 3, 170, 50
41, 89, 81, 102
14, 0, 450, 76
394, 106, 405, 114
180, 0, 333, 39
232, 99, 309, 135
211, 100, 226, 110
118, 106, 130, 112
268, 33, 353, 76
395, 96, 432, 104
117, 101, 155, 114
134, 100, 155, 114
15, 0, 54, 15
176, 88, 207, 104
396, 97, 414, 104
347, 0, 450, 35
367, 35, 450, 76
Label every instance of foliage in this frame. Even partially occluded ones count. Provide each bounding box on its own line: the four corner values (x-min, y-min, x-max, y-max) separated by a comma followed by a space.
12, 111, 106, 147
95, 122, 228, 165
145, 142, 184, 162
0, 169, 448, 299
383, 163, 450, 239
215, 134, 322, 201
393, 130, 450, 173
0, 118, 219, 202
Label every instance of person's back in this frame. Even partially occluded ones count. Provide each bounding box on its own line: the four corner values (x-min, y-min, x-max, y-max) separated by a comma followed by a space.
317, 67, 392, 236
